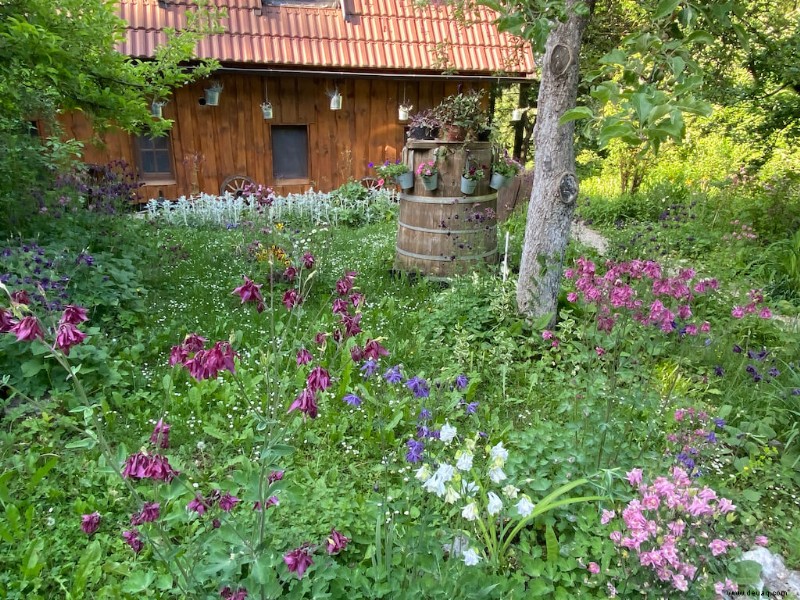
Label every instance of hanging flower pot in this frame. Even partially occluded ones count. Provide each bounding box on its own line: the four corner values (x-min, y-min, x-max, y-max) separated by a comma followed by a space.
511, 108, 524, 122
490, 172, 510, 190
395, 171, 414, 190
261, 102, 273, 120
204, 82, 223, 106
330, 92, 342, 111
421, 173, 438, 191
460, 176, 478, 195
151, 101, 165, 118
398, 104, 412, 121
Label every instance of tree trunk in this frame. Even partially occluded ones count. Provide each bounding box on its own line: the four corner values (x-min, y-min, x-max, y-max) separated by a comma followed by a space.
516, 1, 592, 320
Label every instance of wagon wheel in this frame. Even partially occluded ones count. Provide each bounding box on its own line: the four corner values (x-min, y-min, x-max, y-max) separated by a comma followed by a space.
360, 176, 381, 191
220, 174, 256, 197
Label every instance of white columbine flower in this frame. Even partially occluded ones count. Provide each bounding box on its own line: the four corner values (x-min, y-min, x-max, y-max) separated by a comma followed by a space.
461, 480, 479, 496
440, 422, 458, 444
436, 463, 455, 483
487, 491, 503, 516
423, 473, 446, 497
415, 464, 432, 482
461, 502, 479, 521
488, 466, 507, 484
516, 495, 535, 517
456, 450, 474, 472
444, 486, 461, 504
462, 547, 482, 566
490, 442, 509, 463
502, 484, 519, 499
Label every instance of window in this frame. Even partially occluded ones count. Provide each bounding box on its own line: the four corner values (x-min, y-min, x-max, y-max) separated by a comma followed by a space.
135, 135, 174, 180
271, 125, 309, 182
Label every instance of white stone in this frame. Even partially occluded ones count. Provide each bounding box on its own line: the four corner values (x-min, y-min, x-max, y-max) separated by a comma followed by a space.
740, 547, 800, 597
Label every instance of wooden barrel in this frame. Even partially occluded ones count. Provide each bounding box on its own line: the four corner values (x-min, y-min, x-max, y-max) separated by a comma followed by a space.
394, 140, 498, 277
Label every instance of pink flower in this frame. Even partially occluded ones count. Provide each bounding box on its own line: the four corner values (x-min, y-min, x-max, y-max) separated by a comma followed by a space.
306, 366, 331, 392
81, 512, 101, 535
131, 502, 160, 525
542, 330, 553, 340
754, 535, 768, 546
301, 252, 315, 269
326, 528, 350, 554
759, 307, 772, 319
708, 538, 729, 556
284, 266, 298, 282
0, 308, 17, 332
731, 306, 745, 319
587, 562, 600, 574
600, 509, 615, 525
183, 333, 207, 352
595, 346, 606, 356
268, 470, 284, 484
363, 339, 389, 361
219, 493, 240, 512
700, 321, 711, 332
609, 531, 622, 544
122, 452, 179, 482
672, 573, 688, 591
150, 419, 171, 449
567, 292, 578, 302
288, 387, 318, 418
10, 316, 44, 341
55, 322, 87, 354
169, 344, 189, 366
282, 289, 302, 310
60, 305, 89, 325
626, 468, 643, 487
220, 586, 249, 600
284, 545, 314, 578
188, 495, 207, 515
717, 497, 735, 513
332, 298, 349, 315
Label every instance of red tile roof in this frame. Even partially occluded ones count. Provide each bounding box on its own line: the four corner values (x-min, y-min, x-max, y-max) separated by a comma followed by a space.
119, 0, 535, 76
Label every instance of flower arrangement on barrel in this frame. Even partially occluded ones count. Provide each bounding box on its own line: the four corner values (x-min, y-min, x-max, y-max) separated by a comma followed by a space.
490, 153, 524, 190
415, 159, 440, 191
369, 159, 413, 190
460, 164, 486, 195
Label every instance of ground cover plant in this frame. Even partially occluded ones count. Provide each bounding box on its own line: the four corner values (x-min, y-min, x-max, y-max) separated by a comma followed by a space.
1, 154, 799, 599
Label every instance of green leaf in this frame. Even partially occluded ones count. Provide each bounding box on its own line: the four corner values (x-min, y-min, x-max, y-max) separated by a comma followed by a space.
21, 359, 45, 378
65, 436, 97, 450
29, 457, 58, 489
559, 106, 593, 125
653, 0, 681, 20
686, 30, 714, 45
122, 570, 156, 593
599, 49, 627, 65
545, 525, 559, 564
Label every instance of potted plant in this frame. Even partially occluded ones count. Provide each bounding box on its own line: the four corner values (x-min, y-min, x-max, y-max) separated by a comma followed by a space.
370, 160, 413, 190
490, 153, 523, 190
204, 81, 223, 106
461, 163, 485, 195
407, 110, 440, 140
433, 90, 488, 142
415, 160, 440, 191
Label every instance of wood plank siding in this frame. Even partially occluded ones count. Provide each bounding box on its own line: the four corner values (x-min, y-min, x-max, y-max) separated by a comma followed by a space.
60, 74, 487, 202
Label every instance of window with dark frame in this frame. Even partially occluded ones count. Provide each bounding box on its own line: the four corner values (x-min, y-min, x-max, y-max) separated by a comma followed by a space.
271, 125, 309, 181
136, 135, 174, 180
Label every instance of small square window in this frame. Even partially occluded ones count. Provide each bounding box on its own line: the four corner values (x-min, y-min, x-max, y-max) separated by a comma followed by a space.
271, 125, 309, 182
136, 135, 174, 180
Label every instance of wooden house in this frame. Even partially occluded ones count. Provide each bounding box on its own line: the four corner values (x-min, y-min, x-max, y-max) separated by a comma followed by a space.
61, 0, 535, 201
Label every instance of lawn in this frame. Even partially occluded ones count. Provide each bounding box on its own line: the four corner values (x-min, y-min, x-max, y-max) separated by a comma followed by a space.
1, 174, 799, 599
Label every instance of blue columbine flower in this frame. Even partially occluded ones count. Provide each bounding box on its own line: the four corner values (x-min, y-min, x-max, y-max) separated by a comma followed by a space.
768, 367, 780, 378
714, 418, 726, 428
418, 408, 432, 421
406, 376, 429, 398
360, 360, 378, 378
343, 394, 362, 407
465, 402, 479, 415
455, 374, 468, 390
706, 432, 717, 443
406, 439, 424, 463
383, 365, 403, 384
714, 366, 725, 377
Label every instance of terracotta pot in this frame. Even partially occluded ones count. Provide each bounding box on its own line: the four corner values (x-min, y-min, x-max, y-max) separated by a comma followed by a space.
443, 124, 467, 142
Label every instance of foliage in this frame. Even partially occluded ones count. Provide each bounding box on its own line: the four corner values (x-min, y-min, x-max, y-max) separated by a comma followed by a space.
415, 161, 440, 178
491, 153, 523, 178
463, 165, 486, 181
433, 90, 488, 136
370, 160, 411, 179
408, 109, 441, 131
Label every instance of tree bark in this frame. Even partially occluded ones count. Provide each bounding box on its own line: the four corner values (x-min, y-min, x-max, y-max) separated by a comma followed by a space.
516, 1, 592, 320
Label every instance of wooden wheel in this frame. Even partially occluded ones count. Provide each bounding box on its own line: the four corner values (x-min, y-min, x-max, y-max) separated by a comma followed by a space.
361, 176, 381, 191
220, 174, 256, 197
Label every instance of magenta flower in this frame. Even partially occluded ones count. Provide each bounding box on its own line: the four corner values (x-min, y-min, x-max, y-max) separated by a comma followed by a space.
349, 292, 364, 307
188, 496, 207, 515
219, 493, 240, 512
332, 298, 349, 315
10, 290, 30, 305
131, 502, 160, 525
600, 509, 615, 525
268, 470, 284, 484
0, 308, 17, 332
296, 348, 312, 365
55, 322, 87, 354
183, 333, 208, 353
326, 528, 350, 554
731, 305, 745, 319
340, 313, 362, 338
122, 452, 179, 482
350, 345, 364, 362
306, 366, 331, 392
220, 587, 248, 600
205, 341, 237, 377
282, 288, 302, 310
60, 305, 89, 325
708, 538, 729, 556
284, 266, 298, 282
169, 344, 189, 366
232, 276, 264, 311
253, 496, 279, 511
587, 562, 600, 574
81, 512, 101, 535
122, 529, 143, 553
284, 545, 314, 578
754, 535, 768, 546
10, 316, 44, 342
336, 277, 353, 296
759, 307, 772, 319
150, 420, 171, 449
626, 468, 643, 487
288, 387, 318, 418
301, 252, 315, 269
363, 339, 389, 361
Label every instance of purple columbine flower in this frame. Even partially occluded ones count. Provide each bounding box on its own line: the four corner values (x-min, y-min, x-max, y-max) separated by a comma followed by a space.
383, 365, 403, 384
122, 529, 143, 553
713, 366, 725, 377
360, 360, 378, 378
188, 496, 207, 515
465, 401, 479, 414
768, 367, 780, 377
326, 528, 350, 554
733, 344, 742, 354
406, 439, 424, 463
284, 545, 314, 579
131, 502, 160, 525
706, 432, 717, 443
343, 393, 362, 407
81, 512, 101, 535
406, 376, 429, 398
714, 418, 726, 428
219, 493, 240, 512
418, 408, 432, 421
455, 374, 468, 390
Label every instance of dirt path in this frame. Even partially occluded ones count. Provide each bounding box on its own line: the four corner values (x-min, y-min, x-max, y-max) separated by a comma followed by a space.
571, 220, 608, 254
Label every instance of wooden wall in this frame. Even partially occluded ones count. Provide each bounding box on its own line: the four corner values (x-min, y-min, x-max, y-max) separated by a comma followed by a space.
60, 73, 488, 202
